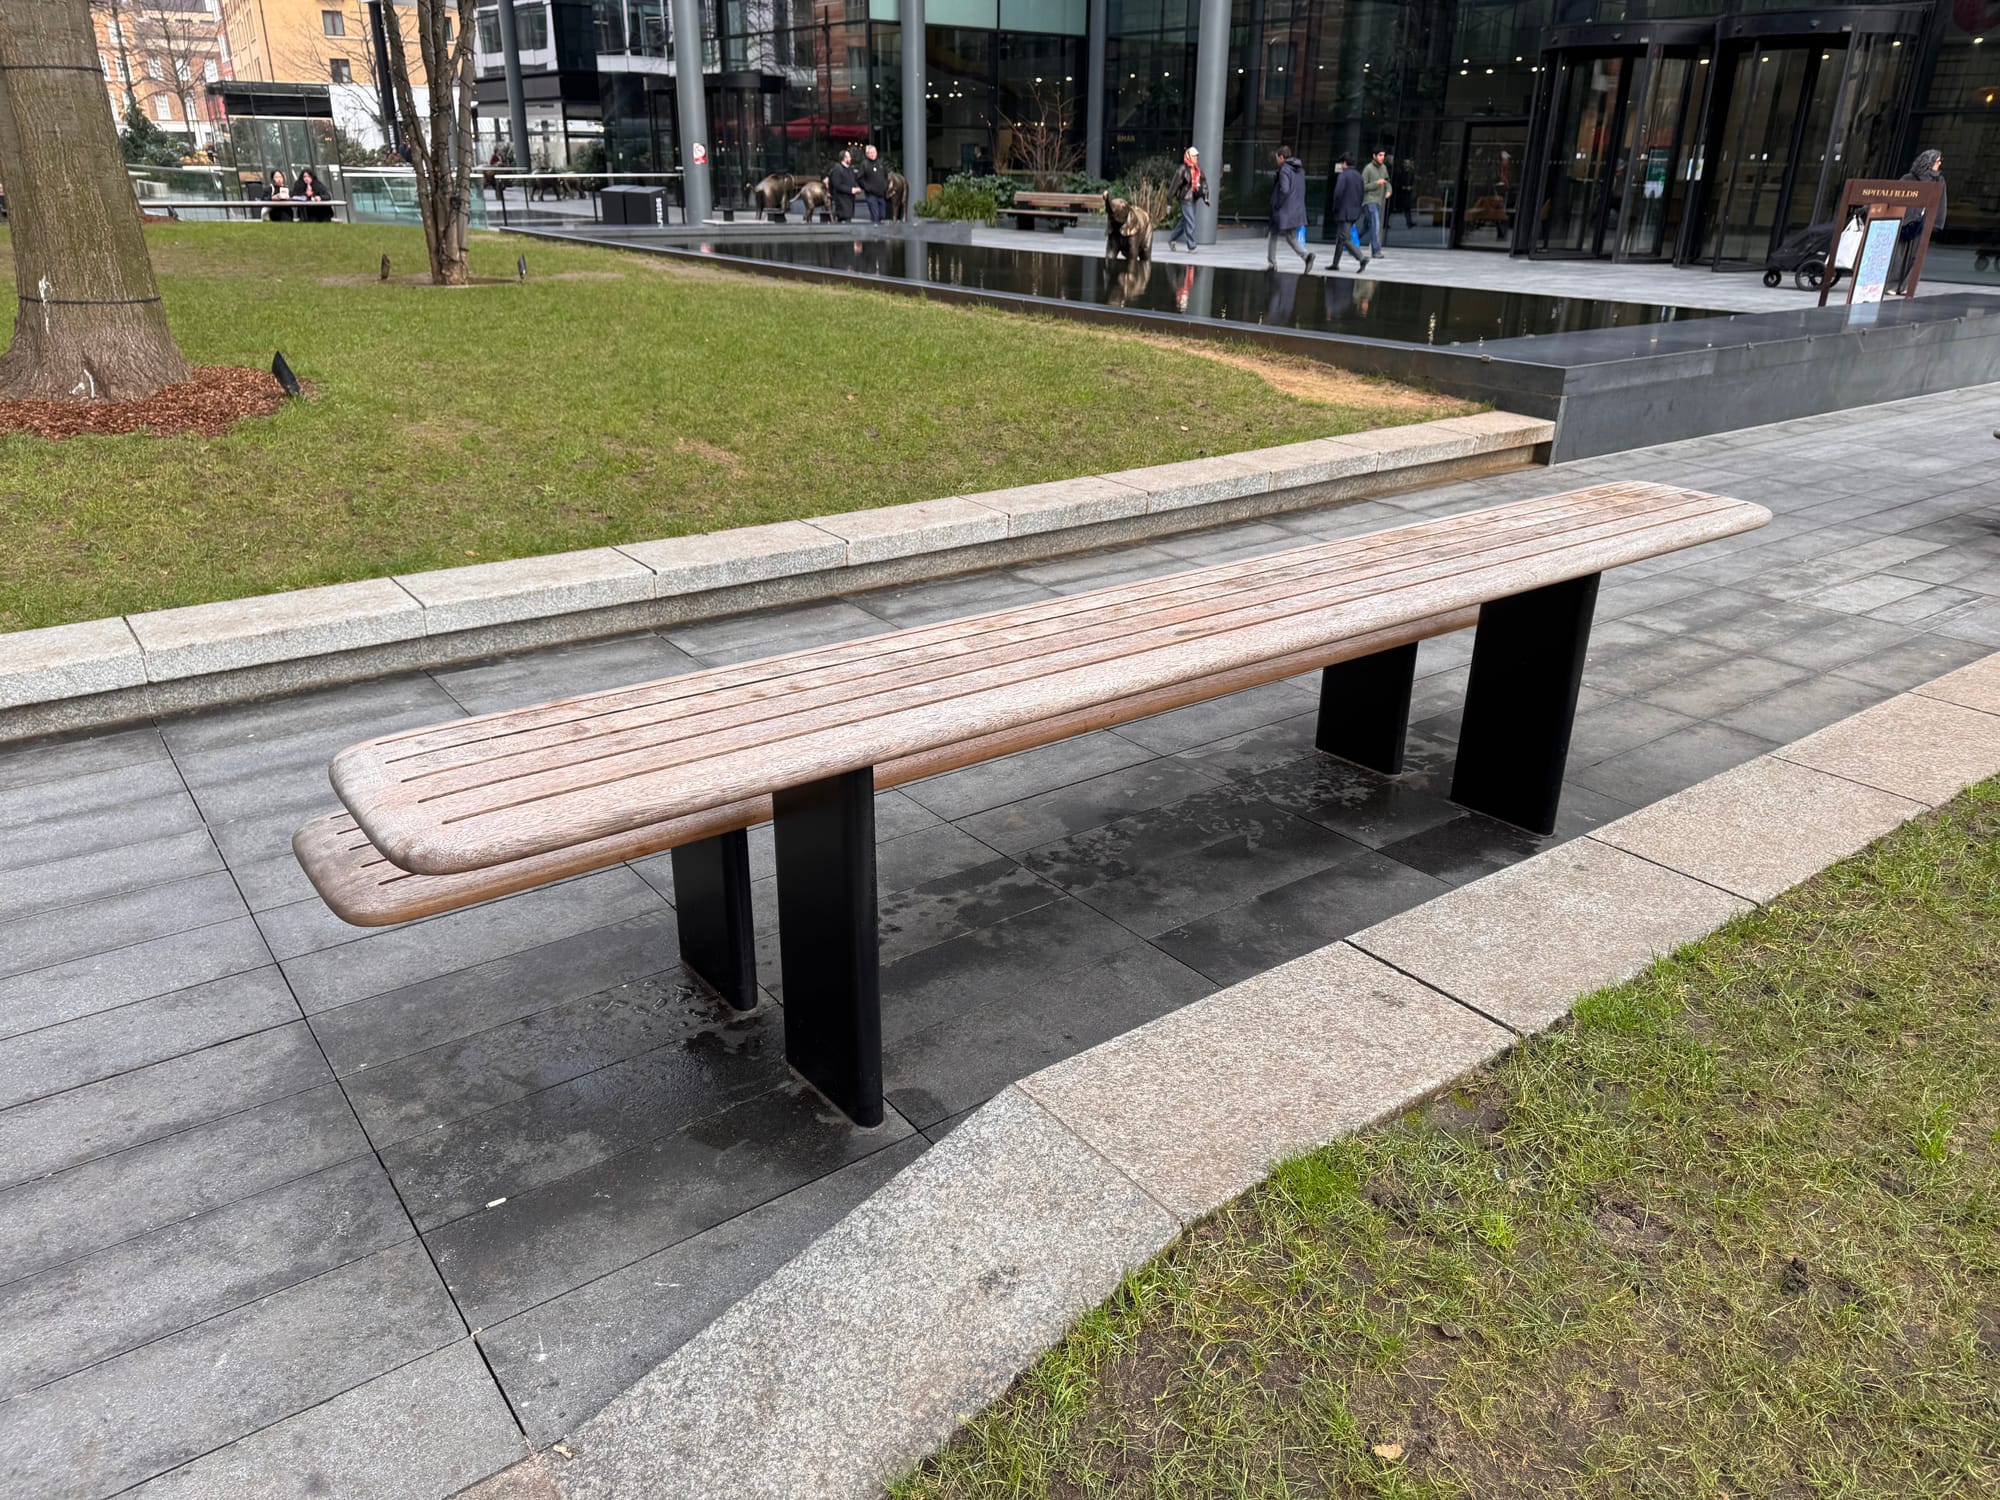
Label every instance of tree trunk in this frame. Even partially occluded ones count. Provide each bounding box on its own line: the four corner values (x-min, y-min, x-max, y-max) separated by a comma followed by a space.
383, 0, 473, 286
0, 0, 189, 401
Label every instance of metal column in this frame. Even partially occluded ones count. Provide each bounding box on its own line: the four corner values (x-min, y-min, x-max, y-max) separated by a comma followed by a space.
902, 0, 927, 199
773, 769, 883, 1127
670, 0, 713, 224
1315, 643, 1419, 776
670, 831, 758, 1011
1190, 0, 1229, 245
493, 0, 531, 171
1084, 0, 1107, 179
1450, 575, 1601, 835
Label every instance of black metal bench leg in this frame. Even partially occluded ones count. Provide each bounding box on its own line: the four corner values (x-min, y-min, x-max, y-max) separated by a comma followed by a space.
772, 768, 883, 1128
669, 830, 757, 1011
1315, 642, 1419, 774
1450, 572, 1601, 836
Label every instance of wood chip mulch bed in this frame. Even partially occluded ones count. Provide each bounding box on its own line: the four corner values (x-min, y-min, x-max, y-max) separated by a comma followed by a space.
0, 365, 290, 440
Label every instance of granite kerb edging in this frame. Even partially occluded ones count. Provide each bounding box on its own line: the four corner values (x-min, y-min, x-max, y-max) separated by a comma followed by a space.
0, 411, 1549, 744
489, 653, 2000, 1500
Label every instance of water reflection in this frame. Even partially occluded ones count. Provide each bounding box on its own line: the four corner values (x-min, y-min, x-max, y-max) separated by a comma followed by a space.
675, 236, 1717, 348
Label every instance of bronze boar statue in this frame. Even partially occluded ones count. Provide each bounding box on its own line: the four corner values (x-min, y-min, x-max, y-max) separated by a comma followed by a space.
888, 170, 909, 222
1104, 192, 1153, 262
751, 173, 824, 220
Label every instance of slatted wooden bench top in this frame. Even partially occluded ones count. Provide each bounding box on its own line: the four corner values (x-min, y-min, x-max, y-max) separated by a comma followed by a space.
317, 483, 1765, 900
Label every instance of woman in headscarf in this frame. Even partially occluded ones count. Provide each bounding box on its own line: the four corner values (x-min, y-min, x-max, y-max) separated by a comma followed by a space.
1892, 148, 1945, 294
1166, 146, 1207, 253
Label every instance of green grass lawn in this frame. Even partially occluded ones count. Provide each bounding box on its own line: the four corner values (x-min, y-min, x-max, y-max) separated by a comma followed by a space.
0, 225, 1465, 632
897, 781, 2000, 1499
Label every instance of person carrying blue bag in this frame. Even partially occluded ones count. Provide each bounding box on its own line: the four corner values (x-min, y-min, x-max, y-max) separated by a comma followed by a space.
1326, 154, 1370, 272
1266, 145, 1315, 273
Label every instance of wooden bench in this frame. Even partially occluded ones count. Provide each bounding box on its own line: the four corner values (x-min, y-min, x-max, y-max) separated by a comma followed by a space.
1009, 190, 1104, 231
295, 483, 1767, 1127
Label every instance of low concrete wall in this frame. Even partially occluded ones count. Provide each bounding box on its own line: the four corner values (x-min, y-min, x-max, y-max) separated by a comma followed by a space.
0, 412, 1549, 744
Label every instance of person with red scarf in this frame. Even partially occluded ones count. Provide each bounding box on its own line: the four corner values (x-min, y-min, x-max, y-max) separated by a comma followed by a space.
1166, 146, 1208, 253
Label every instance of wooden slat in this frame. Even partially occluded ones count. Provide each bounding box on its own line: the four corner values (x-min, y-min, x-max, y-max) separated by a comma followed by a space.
297, 605, 1482, 924
329, 484, 1768, 877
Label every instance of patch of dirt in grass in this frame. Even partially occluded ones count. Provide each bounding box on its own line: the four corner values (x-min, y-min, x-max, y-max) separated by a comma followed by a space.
1114, 329, 1470, 414
673, 436, 748, 474
0, 365, 288, 440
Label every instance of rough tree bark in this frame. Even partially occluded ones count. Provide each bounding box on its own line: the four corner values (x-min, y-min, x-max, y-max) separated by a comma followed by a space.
0, 0, 190, 401
383, 0, 475, 286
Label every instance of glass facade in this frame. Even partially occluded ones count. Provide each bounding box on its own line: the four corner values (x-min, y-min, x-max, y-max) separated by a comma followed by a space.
470, 0, 2000, 279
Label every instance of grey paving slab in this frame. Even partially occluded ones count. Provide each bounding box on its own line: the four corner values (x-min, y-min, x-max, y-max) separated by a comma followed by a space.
1773, 690, 2000, 806
1020, 943, 1509, 1219
481, 1136, 927, 1446
662, 597, 890, 666
0, 914, 272, 1041
278, 867, 662, 1013
1350, 836, 1751, 1034
0, 764, 203, 872
850, 569, 1060, 628
0, 869, 247, 982
432, 632, 702, 717
1592, 755, 1925, 904
158, 672, 463, 776
898, 728, 1155, 820
127, 1341, 525, 1500
0, 965, 297, 1110
0, 1156, 410, 1399
1112, 678, 1320, 755
555, 1087, 1177, 1500
1152, 845, 1450, 987
0, 826, 223, 926
0, 724, 169, 795
884, 941, 1216, 1132
951, 755, 1230, 855
1711, 672, 1900, 744
0, 1079, 364, 1285
1017, 781, 1368, 937
383, 996, 785, 1231
0, 1239, 460, 1500
1569, 721, 1781, 807
424, 1082, 915, 1328
309, 908, 682, 1077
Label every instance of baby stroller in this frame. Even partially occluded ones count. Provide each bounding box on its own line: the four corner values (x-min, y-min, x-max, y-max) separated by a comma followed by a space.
1764, 221, 1837, 290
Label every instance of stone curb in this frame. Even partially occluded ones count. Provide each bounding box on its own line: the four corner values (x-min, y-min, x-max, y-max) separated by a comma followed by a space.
0, 411, 1549, 744
485, 650, 1999, 1500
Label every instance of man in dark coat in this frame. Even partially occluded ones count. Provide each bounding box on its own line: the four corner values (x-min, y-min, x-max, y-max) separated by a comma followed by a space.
1326, 154, 1369, 272
858, 145, 890, 225
828, 150, 861, 223
1267, 145, 1314, 273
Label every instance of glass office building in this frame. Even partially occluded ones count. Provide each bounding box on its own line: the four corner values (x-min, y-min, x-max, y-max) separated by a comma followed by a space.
472, 0, 1998, 281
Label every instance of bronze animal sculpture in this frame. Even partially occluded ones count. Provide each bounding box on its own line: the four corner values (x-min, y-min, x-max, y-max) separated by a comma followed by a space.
751, 173, 817, 219
1104, 193, 1153, 262
888, 170, 909, 222
794, 177, 831, 222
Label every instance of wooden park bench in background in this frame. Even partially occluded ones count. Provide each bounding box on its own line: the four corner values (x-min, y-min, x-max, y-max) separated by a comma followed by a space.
296, 483, 1768, 1129
1008, 190, 1105, 231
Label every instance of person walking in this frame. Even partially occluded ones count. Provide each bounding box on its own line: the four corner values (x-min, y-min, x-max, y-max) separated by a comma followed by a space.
1267, 145, 1315, 273
1892, 148, 1946, 295
827, 149, 861, 223
1361, 147, 1391, 256
1166, 146, 1207, 252
858, 145, 890, 225
1391, 154, 1414, 229
1326, 154, 1369, 272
